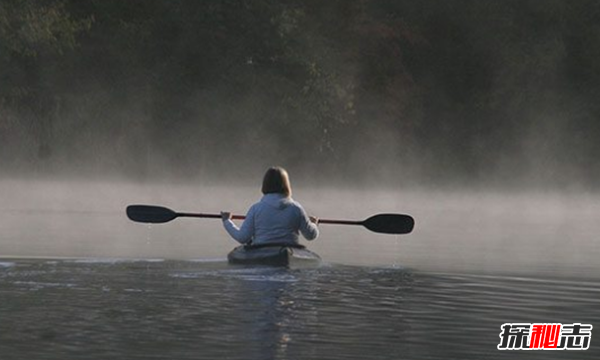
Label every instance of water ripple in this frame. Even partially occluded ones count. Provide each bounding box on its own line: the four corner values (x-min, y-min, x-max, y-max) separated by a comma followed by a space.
0, 260, 598, 360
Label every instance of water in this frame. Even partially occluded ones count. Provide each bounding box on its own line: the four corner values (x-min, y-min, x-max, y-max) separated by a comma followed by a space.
0, 258, 598, 360
1, 180, 599, 358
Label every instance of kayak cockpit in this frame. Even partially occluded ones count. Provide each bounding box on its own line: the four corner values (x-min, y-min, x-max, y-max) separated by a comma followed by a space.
227, 243, 321, 267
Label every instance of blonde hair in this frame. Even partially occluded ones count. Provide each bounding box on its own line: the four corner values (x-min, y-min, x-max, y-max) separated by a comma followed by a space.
261, 167, 292, 197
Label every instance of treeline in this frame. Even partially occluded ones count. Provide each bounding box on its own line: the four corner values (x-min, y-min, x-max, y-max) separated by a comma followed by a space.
1, 0, 599, 187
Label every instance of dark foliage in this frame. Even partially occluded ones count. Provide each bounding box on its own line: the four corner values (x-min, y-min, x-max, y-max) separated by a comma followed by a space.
1, 0, 599, 188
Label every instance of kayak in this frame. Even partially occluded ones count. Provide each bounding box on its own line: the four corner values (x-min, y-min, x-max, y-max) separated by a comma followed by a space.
227, 243, 321, 267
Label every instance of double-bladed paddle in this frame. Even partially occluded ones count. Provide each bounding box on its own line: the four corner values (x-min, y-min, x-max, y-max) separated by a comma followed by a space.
126, 205, 414, 235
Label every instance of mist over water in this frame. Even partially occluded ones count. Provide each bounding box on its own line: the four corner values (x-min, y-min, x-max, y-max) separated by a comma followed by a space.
1, 178, 598, 279
3, 3, 600, 358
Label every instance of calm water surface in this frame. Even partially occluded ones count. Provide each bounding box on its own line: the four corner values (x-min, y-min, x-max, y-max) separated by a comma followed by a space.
1, 182, 599, 359
0, 258, 598, 360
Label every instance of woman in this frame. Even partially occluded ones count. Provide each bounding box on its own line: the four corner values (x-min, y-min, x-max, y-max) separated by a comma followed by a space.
221, 167, 319, 246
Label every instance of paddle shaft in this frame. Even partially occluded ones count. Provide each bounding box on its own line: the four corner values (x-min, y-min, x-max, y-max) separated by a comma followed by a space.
178, 212, 245, 220
177, 212, 350, 224
319, 219, 362, 225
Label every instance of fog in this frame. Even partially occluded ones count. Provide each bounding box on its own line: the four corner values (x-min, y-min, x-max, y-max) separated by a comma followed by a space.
1, 1, 600, 279
1, 178, 598, 279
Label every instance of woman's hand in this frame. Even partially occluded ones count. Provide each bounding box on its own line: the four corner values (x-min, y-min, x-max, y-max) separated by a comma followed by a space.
221, 211, 232, 221
309, 216, 319, 225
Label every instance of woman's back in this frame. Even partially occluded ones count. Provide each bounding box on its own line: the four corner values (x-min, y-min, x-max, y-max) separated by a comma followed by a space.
223, 193, 318, 245
221, 167, 319, 246
252, 193, 317, 244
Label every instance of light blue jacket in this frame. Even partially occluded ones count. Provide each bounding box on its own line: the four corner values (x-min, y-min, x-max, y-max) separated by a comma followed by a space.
223, 193, 319, 245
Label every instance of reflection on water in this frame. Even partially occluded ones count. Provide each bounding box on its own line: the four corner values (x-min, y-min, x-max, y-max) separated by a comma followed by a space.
0, 259, 598, 360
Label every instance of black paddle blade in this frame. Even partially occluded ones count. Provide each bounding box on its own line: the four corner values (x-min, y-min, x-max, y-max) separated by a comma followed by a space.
126, 205, 178, 224
363, 214, 415, 234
